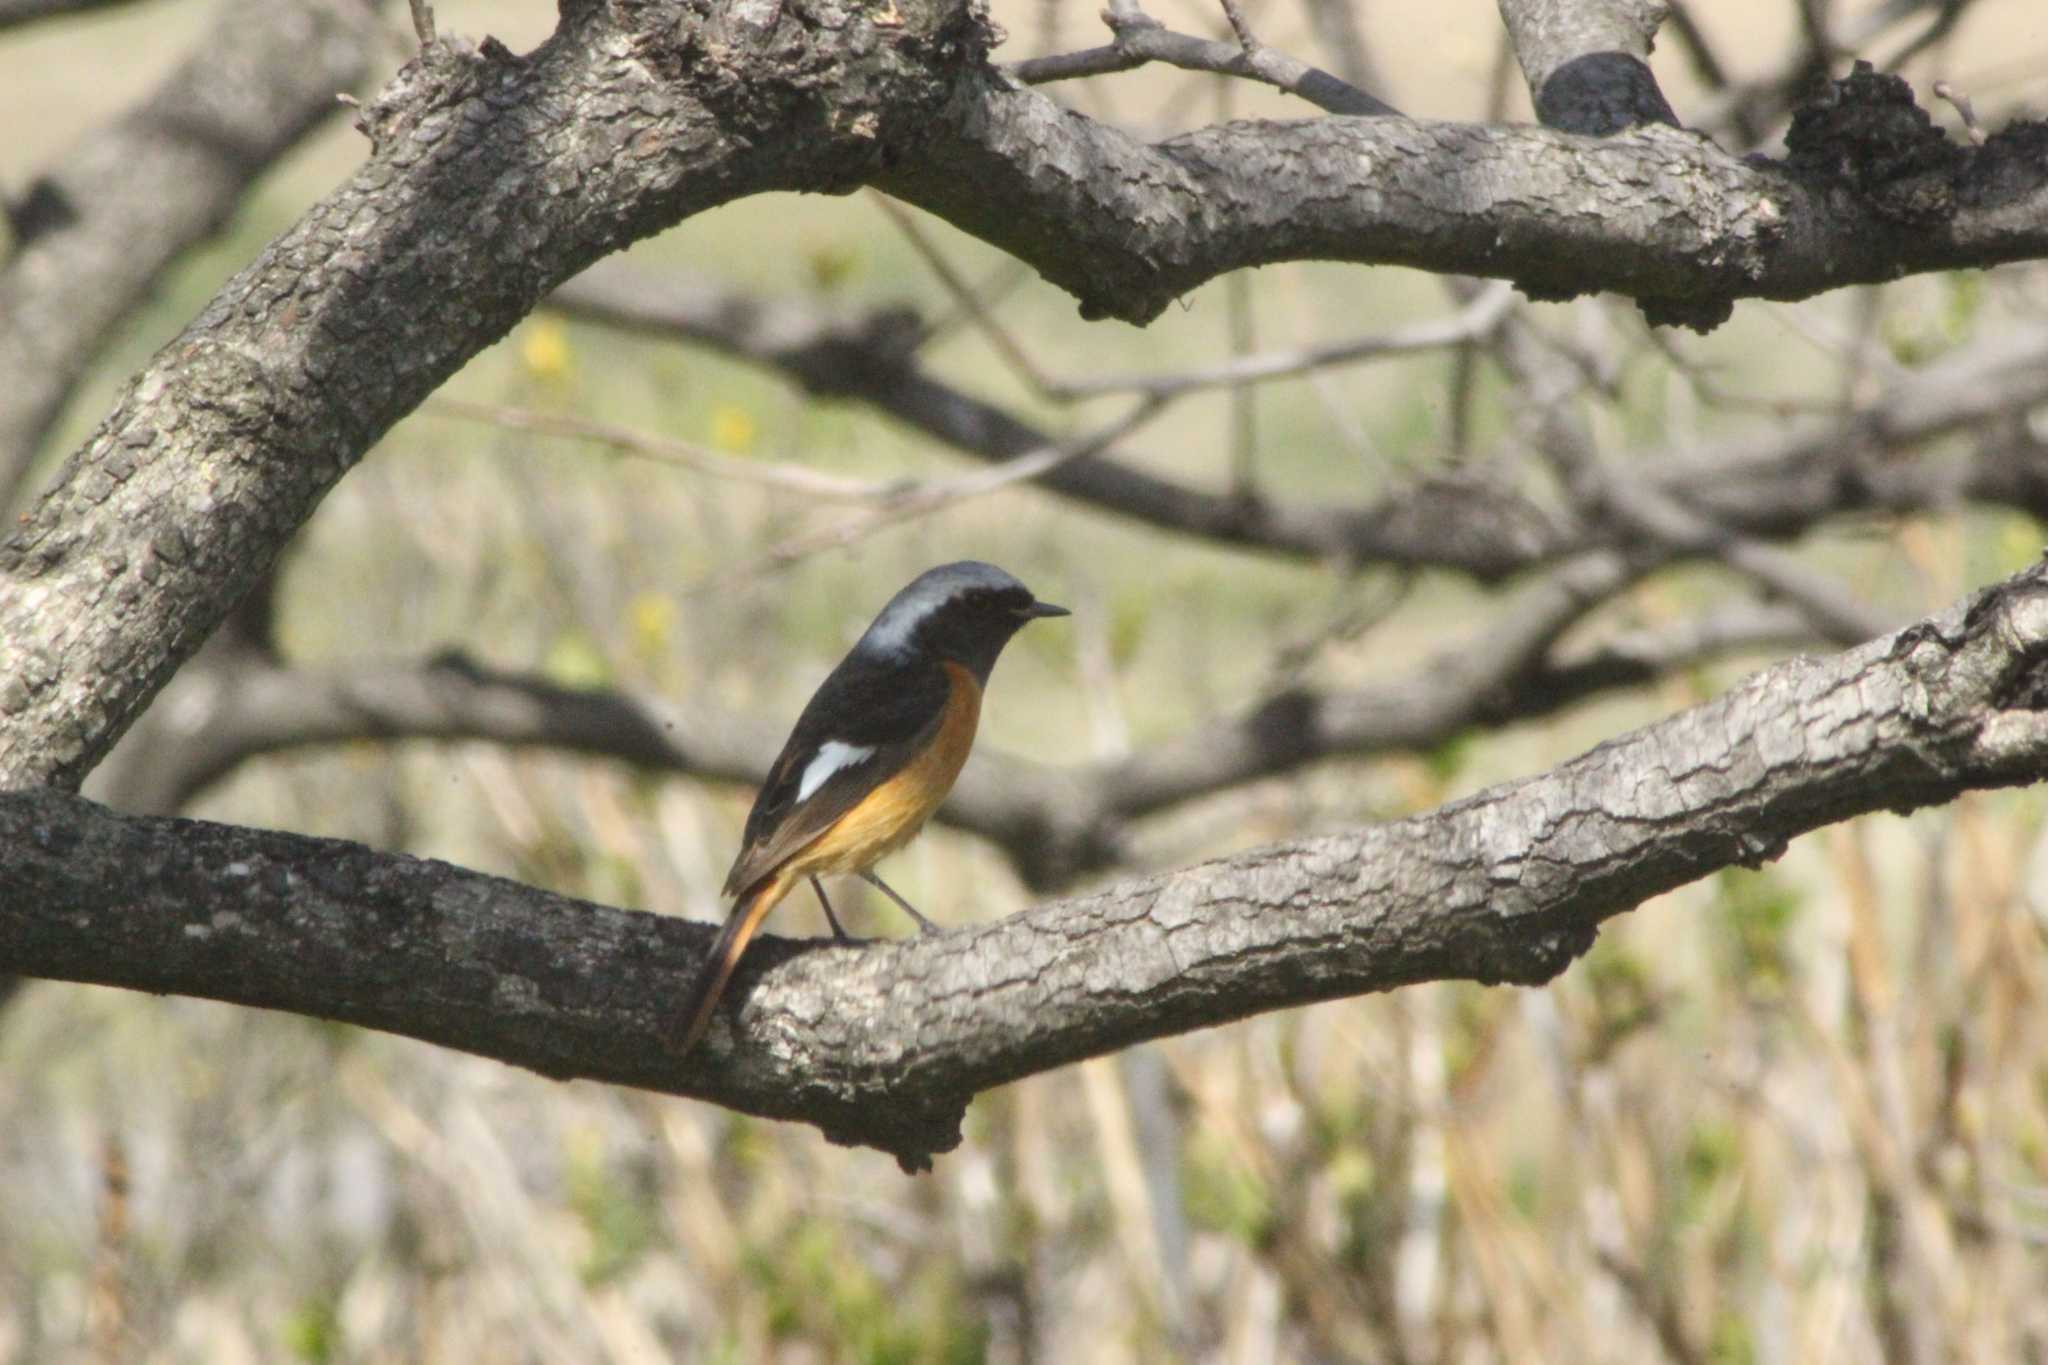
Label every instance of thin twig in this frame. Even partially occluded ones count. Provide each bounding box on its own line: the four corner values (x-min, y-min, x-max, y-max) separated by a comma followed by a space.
1216, 0, 1257, 52
407, 0, 435, 45
1496, 313, 1893, 645
1009, 9, 1397, 117
1932, 80, 1988, 145
870, 193, 1060, 397
423, 398, 892, 500
1051, 282, 1515, 400
713, 395, 1171, 584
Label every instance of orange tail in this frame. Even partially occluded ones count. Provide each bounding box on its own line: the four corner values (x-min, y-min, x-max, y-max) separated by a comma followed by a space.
666, 869, 794, 1054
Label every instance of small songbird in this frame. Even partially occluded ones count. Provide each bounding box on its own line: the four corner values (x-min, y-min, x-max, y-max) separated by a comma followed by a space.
666, 561, 1069, 1053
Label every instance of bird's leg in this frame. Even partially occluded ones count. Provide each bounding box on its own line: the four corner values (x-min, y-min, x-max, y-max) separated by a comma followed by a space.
810, 876, 855, 942
860, 870, 939, 934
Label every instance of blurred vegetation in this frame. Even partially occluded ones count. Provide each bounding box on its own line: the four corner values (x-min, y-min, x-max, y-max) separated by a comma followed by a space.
8, 0, 2048, 1362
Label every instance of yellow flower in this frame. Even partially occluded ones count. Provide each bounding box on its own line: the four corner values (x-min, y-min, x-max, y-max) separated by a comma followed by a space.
627, 590, 677, 660
520, 319, 573, 380
709, 402, 758, 453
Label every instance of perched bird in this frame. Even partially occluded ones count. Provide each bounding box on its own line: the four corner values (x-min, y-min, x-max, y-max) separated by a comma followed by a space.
666, 561, 1068, 1053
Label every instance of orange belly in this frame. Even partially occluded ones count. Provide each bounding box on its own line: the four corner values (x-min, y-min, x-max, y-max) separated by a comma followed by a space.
787, 661, 981, 879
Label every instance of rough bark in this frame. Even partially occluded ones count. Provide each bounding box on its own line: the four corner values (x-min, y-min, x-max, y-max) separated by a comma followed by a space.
879, 72, 2048, 327
0, 0, 988, 790
9, 561, 2048, 1170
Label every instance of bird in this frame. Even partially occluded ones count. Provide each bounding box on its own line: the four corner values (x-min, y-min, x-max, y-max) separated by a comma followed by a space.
666, 561, 1069, 1053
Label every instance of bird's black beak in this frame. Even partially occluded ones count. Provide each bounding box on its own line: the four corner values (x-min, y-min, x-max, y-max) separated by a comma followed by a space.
1023, 600, 1070, 619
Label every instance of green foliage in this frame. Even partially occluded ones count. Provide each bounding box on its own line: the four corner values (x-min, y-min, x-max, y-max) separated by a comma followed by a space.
281, 1295, 341, 1364
1709, 1309, 1758, 1365
1680, 1119, 1743, 1225
1421, 728, 1476, 785
743, 1218, 987, 1365
1713, 867, 1803, 999
1443, 982, 1507, 1085
1581, 937, 1662, 1061
1183, 1133, 1275, 1249
541, 629, 614, 690
564, 1130, 657, 1286
1882, 272, 1985, 366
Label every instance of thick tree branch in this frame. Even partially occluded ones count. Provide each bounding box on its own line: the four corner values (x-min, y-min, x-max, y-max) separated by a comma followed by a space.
0, 0, 387, 506
9, 561, 2048, 1169
0, 0, 991, 790
880, 71, 2048, 327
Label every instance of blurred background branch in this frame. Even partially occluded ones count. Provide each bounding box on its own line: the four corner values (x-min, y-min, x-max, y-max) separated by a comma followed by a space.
0, 0, 387, 504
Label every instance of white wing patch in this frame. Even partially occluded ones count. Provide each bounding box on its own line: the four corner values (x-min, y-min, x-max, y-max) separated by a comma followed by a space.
795, 741, 876, 804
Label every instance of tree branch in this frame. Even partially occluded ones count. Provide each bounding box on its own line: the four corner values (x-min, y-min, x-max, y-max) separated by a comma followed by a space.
0, 0, 993, 789
547, 260, 2048, 595
880, 70, 2048, 327
82, 549, 1830, 891
10, 560, 2048, 1170
1496, 0, 1679, 134
545, 264, 1563, 575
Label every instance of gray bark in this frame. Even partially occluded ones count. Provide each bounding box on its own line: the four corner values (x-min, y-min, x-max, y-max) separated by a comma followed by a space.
1496, 0, 1678, 133
879, 74, 2046, 328
0, 1, 987, 789
8, 561, 2048, 1170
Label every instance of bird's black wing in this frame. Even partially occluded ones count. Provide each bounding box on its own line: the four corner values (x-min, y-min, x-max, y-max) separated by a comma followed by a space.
721, 653, 948, 898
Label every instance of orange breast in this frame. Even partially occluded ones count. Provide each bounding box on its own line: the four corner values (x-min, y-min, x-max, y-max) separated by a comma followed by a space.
789, 661, 982, 879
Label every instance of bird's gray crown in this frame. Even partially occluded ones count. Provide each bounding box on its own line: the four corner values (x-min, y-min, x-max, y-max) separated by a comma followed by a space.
855, 561, 1034, 659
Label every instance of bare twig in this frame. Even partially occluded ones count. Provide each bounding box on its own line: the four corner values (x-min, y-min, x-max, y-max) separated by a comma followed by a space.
424, 398, 896, 500
549, 260, 2048, 585
1932, 80, 1987, 145
715, 395, 1172, 584
1216, 0, 1258, 52
1009, 8, 1397, 117
870, 193, 1060, 397
1495, 311, 1894, 645
1053, 281, 1515, 400
407, 0, 434, 45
